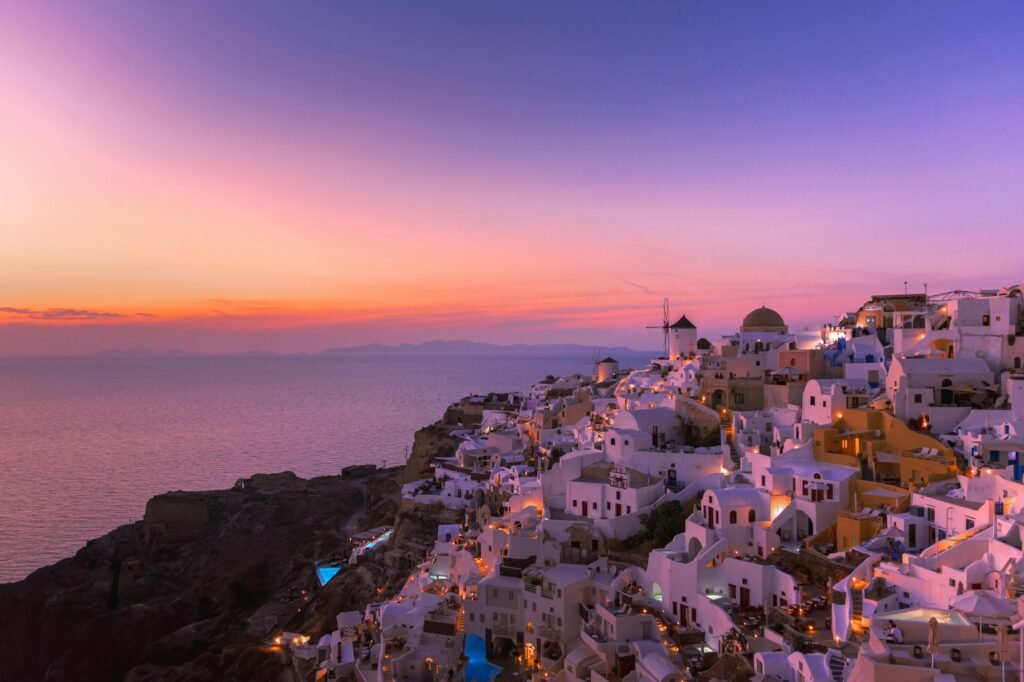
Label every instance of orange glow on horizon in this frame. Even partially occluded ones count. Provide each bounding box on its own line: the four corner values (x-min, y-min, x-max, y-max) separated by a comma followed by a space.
5, 3, 1019, 357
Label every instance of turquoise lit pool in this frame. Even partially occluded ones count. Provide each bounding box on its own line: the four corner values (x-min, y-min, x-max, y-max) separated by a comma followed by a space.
316, 565, 343, 586
464, 634, 501, 682
362, 529, 392, 551
352, 528, 394, 560
885, 607, 973, 626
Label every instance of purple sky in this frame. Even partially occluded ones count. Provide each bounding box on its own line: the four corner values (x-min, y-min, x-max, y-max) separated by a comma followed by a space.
1, 2, 1022, 354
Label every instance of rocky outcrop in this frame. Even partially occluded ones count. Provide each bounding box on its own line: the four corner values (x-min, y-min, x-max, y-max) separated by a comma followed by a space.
143, 494, 210, 542
1, 396, 491, 682
675, 397, 724, 448
400, 422, 461, 484
0, 470, 402, 682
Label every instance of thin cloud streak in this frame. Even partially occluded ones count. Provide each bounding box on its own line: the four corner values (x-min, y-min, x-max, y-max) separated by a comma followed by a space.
0, 306, 153, 321
619, 278, 656, 296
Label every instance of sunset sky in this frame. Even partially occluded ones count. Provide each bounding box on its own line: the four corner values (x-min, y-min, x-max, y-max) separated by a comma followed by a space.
2, 2, 1022, 355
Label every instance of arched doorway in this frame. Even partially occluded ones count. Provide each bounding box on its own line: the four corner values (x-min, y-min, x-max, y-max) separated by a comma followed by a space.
711, 389, 725, 409
687, 536, 703, 562
795, 510, 814, 541
940, 378, 953, 405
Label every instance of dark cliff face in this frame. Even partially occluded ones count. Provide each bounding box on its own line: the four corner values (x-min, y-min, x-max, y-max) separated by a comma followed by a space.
0, 471, 401, 682
401, 422, 461, 484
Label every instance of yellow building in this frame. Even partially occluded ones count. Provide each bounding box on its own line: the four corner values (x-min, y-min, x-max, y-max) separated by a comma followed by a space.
835, 480, 912, 551
813, 409, 956, 487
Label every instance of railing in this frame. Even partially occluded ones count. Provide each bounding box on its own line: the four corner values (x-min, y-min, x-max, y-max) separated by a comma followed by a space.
607, 552, 648, 568
864, 584, 896, 601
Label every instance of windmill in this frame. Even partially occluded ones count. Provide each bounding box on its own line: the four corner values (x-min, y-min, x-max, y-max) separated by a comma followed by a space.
646, 298, 671, 357
589, 347, 603, 378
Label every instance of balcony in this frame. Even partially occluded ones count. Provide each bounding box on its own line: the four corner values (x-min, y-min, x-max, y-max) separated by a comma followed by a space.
491, 621, 514, 637
864, 583, 897, 601
582, 626, 606, 644
539, 624, 560, 642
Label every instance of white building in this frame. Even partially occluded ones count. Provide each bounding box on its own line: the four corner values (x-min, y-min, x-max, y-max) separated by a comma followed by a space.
886, 356, 994, 423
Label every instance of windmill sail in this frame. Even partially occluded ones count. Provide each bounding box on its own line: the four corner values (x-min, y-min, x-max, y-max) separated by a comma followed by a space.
646, 298, 670, 356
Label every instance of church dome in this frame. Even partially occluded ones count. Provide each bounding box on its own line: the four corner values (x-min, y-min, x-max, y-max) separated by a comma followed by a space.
741, 306, 787, 333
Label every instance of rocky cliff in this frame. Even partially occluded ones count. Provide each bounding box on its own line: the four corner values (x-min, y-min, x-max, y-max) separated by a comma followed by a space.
400, 421, 462, 484
0, 469, 402, 682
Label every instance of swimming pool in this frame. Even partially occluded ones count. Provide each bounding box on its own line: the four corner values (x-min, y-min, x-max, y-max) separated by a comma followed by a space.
885, 607, 974, 626
464, 634, 501, 682
351, 528, 394, 560
316, 565, 343, 586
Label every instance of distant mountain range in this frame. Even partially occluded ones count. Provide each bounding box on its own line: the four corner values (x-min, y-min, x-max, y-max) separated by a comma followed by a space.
93, 348, 289, 357
320, 340, 656, 356
85, 341, 656, 358
93, 347, 194, 357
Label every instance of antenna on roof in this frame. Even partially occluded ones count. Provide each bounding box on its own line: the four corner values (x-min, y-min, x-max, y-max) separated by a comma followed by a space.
645, 298, 671, 357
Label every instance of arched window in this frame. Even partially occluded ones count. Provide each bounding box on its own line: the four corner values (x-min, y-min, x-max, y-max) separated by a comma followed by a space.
1015, 357, 1022, 370
748, 509, 756, 523
729, 510, 737, 525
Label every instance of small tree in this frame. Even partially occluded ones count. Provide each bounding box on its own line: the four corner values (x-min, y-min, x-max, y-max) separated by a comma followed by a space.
639, 501, 686, 547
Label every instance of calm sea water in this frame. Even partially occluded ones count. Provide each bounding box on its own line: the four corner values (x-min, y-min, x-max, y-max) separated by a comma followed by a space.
0, 353, 649, 582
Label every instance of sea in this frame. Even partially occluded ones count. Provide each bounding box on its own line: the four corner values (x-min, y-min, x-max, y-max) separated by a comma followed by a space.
0, 352, 651, 583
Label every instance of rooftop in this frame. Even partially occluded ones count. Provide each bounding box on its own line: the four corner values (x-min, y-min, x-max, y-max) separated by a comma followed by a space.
669, 315, 697, 329
741, 306, 787, 331
917, 491, 985, 511
576, 461, 662, 487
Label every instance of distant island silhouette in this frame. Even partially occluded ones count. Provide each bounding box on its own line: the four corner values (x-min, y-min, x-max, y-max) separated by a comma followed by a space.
320, 340, 656, 355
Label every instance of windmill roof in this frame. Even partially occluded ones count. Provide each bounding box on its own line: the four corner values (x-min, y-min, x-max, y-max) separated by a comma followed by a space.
670, 315, 697, 329
598, 357, 618, 363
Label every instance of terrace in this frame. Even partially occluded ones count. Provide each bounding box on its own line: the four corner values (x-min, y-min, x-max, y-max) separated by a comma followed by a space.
858, 609, 1021, 680
761, 581, 838, 651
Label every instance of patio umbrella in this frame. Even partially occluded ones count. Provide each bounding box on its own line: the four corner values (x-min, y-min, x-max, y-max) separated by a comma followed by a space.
952, 590, 1016, 639
996, 624, 1008, 682
927, 617, 940, 669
